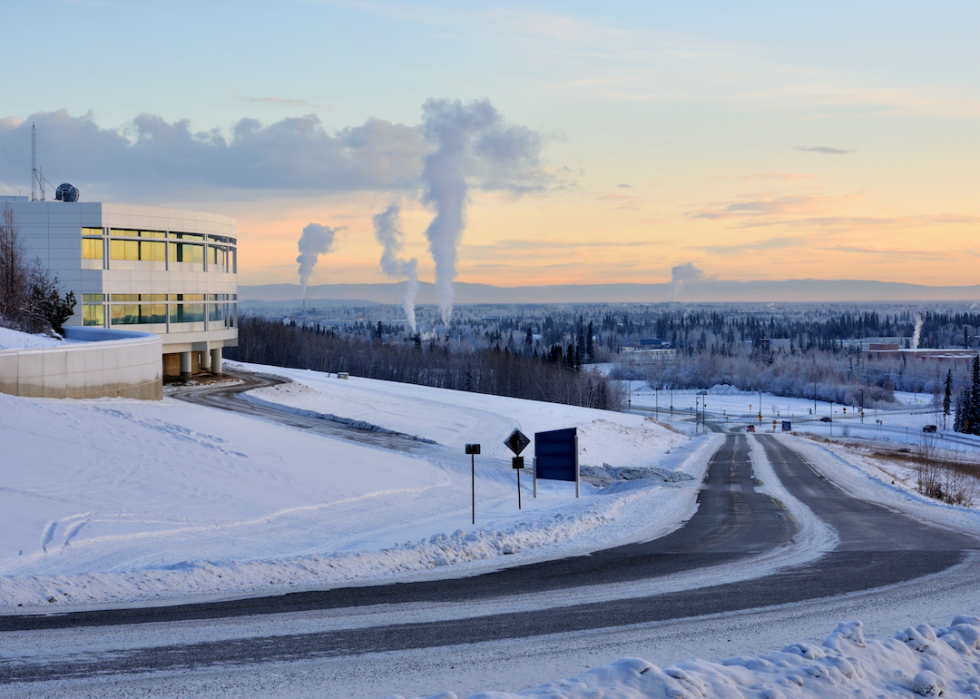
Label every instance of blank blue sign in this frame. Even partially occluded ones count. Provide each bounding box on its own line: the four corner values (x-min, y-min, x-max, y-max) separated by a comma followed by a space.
534, 427, 577, 482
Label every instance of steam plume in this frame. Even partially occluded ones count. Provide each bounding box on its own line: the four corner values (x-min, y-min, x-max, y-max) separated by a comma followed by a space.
420, 98, 547, 325
297, 223, 341, 296
912, 314, 923, 350
373, 203, 419, 333
669, 262, 707, 301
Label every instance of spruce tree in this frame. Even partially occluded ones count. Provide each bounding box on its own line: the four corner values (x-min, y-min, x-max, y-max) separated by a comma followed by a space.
943, 369, 953, 430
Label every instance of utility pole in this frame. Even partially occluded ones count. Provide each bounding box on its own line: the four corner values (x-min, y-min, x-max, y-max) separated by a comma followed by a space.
814, 382, 818, 417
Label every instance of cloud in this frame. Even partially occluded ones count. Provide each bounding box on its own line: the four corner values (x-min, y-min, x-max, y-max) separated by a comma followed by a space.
617, 183, 631, 188
0, 109, 427, 200
711, 172, 813, 182
235, 96, 332, 110
692, 193, 857, 222
701, 235, 812, 255
793, 146, 854, 155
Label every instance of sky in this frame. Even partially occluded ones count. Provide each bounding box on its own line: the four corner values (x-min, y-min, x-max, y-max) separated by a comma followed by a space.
1, 1, 978, 289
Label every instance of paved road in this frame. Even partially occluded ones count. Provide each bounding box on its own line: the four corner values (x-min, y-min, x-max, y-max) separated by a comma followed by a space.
2, 421, 976, 684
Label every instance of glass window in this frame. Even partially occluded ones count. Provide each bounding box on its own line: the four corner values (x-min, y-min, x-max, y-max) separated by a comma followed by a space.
83, 294, 103, 303
173, 293, 205, 301
172, 232, 205, 241
82, 304, 104, 327
140, 303, 167, 324
109, 240, 165, 262
111, 294, 139, 303
170, 303, 205, 323
139, 294, 167, 302
139, 241, 166, 262
110, 239, 139, 261
82, 227, 103, 236
110, 228, 138, 238
82, 238, 103, 260
209, 303, 224, 322
139, 230, 165, 238
169, 243, 204, 264
111, 304, 139, 325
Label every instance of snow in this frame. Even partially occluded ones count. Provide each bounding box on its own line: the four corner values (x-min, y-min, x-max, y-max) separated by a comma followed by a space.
401, 616, 980, 699
0, 326, 62, 350
0, 365, 704, 609
628, 383, 980, 451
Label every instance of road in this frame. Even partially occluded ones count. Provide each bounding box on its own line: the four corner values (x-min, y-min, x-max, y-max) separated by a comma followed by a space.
2, 389, 976, 690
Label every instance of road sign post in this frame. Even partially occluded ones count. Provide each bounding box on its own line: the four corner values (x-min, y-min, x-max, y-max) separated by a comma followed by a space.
465, 444, 481, 524
513, 456, 525, 509
503, 430, 530, 510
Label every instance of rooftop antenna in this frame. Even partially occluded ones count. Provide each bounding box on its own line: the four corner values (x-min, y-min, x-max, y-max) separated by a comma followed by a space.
31, 123, 44, 201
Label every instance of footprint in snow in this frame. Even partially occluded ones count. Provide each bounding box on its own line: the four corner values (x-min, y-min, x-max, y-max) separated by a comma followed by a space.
41, 521, 57, 553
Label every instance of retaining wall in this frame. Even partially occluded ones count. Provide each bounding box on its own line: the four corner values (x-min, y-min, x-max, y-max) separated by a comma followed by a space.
0, 327, 163, 400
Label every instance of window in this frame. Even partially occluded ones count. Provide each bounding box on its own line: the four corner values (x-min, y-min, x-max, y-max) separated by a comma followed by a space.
170, 303, 205, 323
82, 238, 103, 260
110, 300, 166, 325
82, 304, 104, 327
109, 240, 166, 262
82, 227, 103, 236
169, 243, 204, 264
172, 232, 205, 241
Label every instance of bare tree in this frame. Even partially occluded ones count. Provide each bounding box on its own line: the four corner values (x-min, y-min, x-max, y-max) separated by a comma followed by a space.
0, 203, 27, 323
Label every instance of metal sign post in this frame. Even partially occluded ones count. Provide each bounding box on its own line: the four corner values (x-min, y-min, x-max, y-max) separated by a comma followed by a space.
465, 444, 480, 524
503, 430, 530, 511
513, 456, 525, 509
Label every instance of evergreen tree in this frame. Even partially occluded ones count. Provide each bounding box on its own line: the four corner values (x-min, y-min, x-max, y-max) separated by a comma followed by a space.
586, 320, 595, 363
943, 369, 953, 430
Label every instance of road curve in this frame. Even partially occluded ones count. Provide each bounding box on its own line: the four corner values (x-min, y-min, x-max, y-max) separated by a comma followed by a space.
0, 396, 977, 683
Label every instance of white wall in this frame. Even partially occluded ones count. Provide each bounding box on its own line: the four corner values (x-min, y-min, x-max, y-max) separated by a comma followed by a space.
0, 328, 162, 400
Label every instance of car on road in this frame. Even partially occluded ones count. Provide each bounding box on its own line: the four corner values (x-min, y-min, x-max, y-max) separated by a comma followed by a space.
820, 416, 832, 422
922, 424, 938, 433
746, 425, 756, 432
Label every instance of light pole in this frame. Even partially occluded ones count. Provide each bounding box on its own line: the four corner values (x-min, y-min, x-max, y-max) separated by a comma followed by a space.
655, 387, 659, 419
814, 382, 818, 417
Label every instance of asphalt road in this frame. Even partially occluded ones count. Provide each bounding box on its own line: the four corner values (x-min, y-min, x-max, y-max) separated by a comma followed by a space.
2, 418, 976, 684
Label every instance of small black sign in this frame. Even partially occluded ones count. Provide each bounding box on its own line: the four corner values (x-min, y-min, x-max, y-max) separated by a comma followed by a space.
504, 429, 530, 456
465, 444, 481, 455
512, 456, 525, 470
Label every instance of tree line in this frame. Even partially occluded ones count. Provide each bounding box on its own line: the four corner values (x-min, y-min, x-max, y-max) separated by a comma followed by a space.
227, 315, 624, 410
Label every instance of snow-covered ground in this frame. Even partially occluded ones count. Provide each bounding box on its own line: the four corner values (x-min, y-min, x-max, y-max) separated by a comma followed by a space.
628, 383, 980, 450
396, 616, 980, 699
0, 326, 62, 350
0, 364, 710, 609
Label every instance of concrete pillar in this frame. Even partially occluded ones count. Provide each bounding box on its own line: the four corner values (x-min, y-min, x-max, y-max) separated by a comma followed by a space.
201, 347, 212, 372
210, 347, 222, 375
180, 351, 192, 378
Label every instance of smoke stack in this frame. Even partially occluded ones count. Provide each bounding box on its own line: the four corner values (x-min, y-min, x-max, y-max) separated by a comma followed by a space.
373, 203, 419, 333
296, 223, 341, 298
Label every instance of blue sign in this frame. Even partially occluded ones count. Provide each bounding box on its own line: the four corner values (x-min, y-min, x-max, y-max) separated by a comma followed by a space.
534, 427, 578, 482
782, 421, 792, 432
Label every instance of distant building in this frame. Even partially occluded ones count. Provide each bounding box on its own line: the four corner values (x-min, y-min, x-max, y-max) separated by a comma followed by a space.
3, 199, 238, 377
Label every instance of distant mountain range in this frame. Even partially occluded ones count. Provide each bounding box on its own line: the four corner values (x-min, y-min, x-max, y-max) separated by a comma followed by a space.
239, 280, 980, 305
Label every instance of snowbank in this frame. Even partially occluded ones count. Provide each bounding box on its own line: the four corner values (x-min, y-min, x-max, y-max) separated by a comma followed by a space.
0, 366, 708, 609
0, 327, 62, 350
233, 362, 689, 464
404, 616, 980, 699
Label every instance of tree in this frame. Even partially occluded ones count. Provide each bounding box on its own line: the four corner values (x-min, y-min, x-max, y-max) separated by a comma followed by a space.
943, 369, 953, 430
0, 205, 75, 335
586, 320, 596, 363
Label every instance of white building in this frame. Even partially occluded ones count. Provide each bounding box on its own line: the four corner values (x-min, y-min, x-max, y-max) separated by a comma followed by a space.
2, 198, 237, 377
